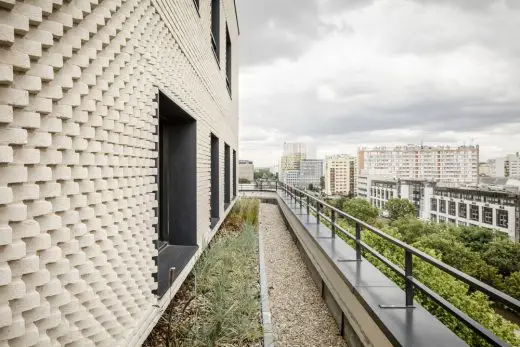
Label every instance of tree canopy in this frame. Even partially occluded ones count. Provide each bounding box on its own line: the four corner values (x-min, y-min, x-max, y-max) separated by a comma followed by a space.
384, 198, 416, 221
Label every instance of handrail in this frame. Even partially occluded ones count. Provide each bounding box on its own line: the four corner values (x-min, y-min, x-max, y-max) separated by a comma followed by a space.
277, 181, 519, 347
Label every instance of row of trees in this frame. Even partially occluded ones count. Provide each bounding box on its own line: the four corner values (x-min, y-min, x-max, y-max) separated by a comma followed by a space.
329, 197, 520, 346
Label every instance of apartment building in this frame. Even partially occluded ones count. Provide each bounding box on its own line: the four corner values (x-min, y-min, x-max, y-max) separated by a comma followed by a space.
324, 155, 357, 196
238, 160, 254, 182
280, 142, 315, 172
488, 153, 520, 178
280, 159, 323, 189
359, 178, 520, 241
0, 1, 239, 346
358, 145, 479, 183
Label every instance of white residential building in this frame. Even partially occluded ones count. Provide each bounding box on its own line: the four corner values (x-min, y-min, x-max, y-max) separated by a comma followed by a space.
280, 159, 323, 189
489, 153, 520, 178
238, 160, 254, 182
0, 1, 239, 346
324, 155, 357, 196
358, 177, 520, 241
358, 145, 479, 183
280, 142, 315, 173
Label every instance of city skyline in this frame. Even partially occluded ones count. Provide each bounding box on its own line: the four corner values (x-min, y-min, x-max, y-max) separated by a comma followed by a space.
237, 0, 520, 167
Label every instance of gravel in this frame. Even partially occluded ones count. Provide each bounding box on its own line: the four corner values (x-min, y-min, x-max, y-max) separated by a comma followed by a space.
260, 203, 347, 347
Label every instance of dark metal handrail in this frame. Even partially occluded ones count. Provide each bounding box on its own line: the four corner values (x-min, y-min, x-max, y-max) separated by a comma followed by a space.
278, 181, 520, 347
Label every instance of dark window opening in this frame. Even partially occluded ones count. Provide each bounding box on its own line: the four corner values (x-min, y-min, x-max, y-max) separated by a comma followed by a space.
431, 198, 437, 211
483, 207, 493, 225
470, 205, 479, 222
497, 209, 508, 228
224, 143, 230, 208
210, 134, 220, 228
211, 0, 220, 62
232, 149, 237, 198
225, 25, 232, 95
155, 91, 198, 297
459, 202, 467, 218
448, 201, 456, 216
439, 199, 446, 213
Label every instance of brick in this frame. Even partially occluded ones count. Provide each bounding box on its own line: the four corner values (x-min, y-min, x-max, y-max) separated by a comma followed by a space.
0, 87, 28, 107
12, 148, 39, 165
0, 240, 26, 261
0, 165, 27, 184
0, 305, 11, 328
0, 23, 13, 47
0, 224, 11, 245
11, 110, 40, 129
13, 75, 41, 93
13, 3, 43, 25
11, 219, 39, 239
0, 48, 30, 71
0, 145, 12, 163
28, 165, 52, 182
0, 63, 12, 84
0, 127, 27, 145
0, 104, 12, 123
0, 263, 10, 285
11, 183, 39, 201
0, 203, 27, 222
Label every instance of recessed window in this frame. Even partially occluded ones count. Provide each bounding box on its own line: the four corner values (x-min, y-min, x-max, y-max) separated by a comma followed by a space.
497, 209, 508, 228
225, 25, 232, 95
210, 134, 219, 228
431, 198, 437, 211
232, 149, 237, 198
211, 0, 220, 63
439, 199, 446, 213
448, 201, 456, 216
483, 207, 493, 225
224, 143, 230, 208
155, 91, 198, 297
470, 205, 479, 221
458, 202, 467, 218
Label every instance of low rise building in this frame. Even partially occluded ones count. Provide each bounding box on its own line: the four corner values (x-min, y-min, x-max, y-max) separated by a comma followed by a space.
239, 160, 254, 182
280, 159, 323, 189
489, 153, 520, 178
358, 177, 520, 241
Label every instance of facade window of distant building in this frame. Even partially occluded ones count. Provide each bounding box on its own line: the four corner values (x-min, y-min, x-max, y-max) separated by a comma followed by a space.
439, 216, 446, 223
448, 201, 456, 216
431, 214, 437, 222
439, 199, 446, 213
449, 218, 456, 224
483, 207, 493, 225
431, 198, 437, 211
497, 209, 509, 228
470, 205, 479, 221
459, 202, 467, 218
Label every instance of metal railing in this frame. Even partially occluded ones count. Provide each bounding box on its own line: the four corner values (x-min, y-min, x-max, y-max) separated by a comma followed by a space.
277, 181, 520, 347
238, 180, 278, 192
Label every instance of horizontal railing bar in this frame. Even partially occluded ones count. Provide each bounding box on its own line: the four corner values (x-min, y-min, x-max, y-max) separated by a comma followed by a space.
278, 182, 520, 311
412, 280, 509, 347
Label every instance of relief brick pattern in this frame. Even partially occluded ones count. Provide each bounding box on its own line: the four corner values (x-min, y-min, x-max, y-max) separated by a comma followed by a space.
0, 0, 238, 346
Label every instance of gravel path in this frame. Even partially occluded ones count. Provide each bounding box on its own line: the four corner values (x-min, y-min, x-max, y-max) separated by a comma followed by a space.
260, 203, 347, 347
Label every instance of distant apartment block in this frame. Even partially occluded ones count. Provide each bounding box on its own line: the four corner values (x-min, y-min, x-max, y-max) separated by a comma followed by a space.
281, 159, 323, 189
0, 1, 239, 346
358, 145, 479, 183
280, 142, 315, 172
358, 177, 520, 241
488, 153, 520, 178
324, 155, 357, 196
238, 160, 254, 182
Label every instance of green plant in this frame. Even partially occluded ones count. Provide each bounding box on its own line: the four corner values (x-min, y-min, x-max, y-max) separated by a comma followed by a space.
384, 198, 416, 221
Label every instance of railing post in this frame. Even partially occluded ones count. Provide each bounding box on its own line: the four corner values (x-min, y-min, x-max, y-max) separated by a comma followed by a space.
306, 195, 310, 215
405, 250, 414, 307
299, 192, 303, 209
355, 222, 362, 261
275, 181, 278, 191
331, 210, 336, 238
317, 201, 321, 223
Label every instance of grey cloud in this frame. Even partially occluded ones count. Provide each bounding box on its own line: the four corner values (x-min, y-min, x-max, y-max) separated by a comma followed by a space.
236, 0, 371, 66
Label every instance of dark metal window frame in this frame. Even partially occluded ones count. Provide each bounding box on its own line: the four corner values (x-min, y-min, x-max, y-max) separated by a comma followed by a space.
439, 199, 446, 213
431, 198, 437, 211
497, 209, 508, 228
448, 201, 456, 216
470, 205, 479, 221
459, 202, 467, 218
483, 207, 493, 225
225, 24, 232, 96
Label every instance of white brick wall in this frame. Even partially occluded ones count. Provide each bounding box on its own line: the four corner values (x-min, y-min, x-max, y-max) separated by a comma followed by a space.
0, 0, 239, 346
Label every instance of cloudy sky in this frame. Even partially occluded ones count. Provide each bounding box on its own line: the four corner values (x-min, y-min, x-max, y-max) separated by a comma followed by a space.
235, 0, 520, 167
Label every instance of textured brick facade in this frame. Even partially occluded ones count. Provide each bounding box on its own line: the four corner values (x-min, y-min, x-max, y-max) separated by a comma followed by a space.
0, 0, 239, 346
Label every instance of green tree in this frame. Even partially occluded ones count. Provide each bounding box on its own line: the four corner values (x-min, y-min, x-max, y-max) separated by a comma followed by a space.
457, 227, 501, 253
385, 198, 416, 221
505, 272, 520, 299
342, 198, 379, 225
390, 217, 440, 244
483, 239, 520, 277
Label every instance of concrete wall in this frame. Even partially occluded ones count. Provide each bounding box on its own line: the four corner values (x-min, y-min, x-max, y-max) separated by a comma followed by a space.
0, 0, 238, 346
